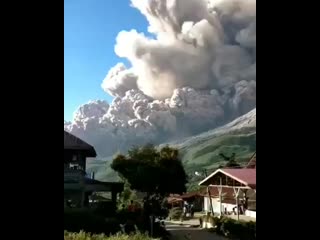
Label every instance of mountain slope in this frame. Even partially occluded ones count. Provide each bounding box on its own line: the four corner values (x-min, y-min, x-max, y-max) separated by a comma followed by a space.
86, 157, 120, 182
165, 108, 256, 171
87, 108, 256, 182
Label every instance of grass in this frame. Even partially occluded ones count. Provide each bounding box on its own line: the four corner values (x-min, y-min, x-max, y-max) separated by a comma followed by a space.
180, 133, 256, 166
182, 132, 255, 191
64, 231, 158, 240
87, 130, 256, 189
86, 159, 120, 182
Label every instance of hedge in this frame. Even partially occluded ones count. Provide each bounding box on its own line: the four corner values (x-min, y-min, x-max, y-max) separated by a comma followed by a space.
64, 209, 120, 235
64, 231, 158, 240
214, 217, 256, 240
199, 214, 256, 239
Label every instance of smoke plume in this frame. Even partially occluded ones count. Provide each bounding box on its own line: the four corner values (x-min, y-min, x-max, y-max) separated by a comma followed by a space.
65, 0, 256, 156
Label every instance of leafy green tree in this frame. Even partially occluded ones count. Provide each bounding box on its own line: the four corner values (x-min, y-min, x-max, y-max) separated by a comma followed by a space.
111, 144, 188, 197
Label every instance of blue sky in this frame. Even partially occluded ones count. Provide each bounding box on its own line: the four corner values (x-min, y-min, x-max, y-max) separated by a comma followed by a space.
64, 0, 148, 121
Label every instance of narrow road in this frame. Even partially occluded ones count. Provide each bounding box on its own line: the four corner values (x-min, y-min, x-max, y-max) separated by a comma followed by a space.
165, 222, 227, 240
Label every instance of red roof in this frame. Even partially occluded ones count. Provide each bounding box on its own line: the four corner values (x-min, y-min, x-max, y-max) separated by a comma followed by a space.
180, 191, 202, 199
199, 168, 256, 189
167, 197, 183, 204
200, 186, 235, 199
222, 169, 256, 189
167, 190, 204, 202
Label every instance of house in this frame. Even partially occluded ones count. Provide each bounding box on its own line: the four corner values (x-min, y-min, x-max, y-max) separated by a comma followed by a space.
179, 191, 204, 212
200, 185, 256, 218
64, 131, 123, 208
199, 155, 256, 219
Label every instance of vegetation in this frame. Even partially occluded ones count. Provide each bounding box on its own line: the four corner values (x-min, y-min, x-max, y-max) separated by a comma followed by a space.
220, 218, 256, 240
168, 207, 183, 220
200, 216, 256, 240
217, 152, 241, 168
181, 133, 256, 169
64, 208, 168, 238
111, 144, 188, 196
86, 132, 256, 188
86, 158, 120, 182
66, 144, 183, 239
117, 181, 139, 209
64, 209, 120, 235
64, 231, 158, 240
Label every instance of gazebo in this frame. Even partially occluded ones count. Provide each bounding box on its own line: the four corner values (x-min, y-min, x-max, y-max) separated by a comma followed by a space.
199, 168, 256, 219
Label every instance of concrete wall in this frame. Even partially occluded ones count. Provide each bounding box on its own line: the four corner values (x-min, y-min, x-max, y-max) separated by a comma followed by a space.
204, 197, 221, 213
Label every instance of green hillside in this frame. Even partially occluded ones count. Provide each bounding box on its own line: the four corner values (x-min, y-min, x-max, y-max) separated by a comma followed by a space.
86, 109, 256, 189
178, 132, 255, 191
86, 158, 120, 182
180, 133, 256, 173
86, 132, 255, 184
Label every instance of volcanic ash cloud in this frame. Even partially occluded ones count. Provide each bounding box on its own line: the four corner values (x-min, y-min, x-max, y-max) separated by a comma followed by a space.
65, 0, 256, 156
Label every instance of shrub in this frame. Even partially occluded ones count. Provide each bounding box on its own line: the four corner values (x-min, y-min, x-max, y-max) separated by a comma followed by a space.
64, 208, 169, 239
212, 217, 222, 233
64, 231, 158, 240
117, 209, 143, 223
133, 216, 169, 239
115, 209, 170, 239
213, 217, 256, 240
168, 207, 182, 220
64, 209, 120, 235
93, 201, 117, 217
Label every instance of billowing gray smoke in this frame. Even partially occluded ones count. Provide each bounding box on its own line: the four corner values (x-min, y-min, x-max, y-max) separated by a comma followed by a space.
65, 0, 256, 157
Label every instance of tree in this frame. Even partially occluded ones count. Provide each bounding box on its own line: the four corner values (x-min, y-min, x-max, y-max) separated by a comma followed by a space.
218, 152, 241, 168
111, 144, 188, 197
117, 180, 138, 209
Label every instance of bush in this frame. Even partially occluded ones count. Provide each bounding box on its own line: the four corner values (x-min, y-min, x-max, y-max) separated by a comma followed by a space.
213, 217, 223, 234
64, 209, 121, 235
117, 209, 143, 223
213, 217, 256, 240
134, 216, 169, 239
115, 209, 169, 239
64, 208, 169, 239
93, 201, 117, 217
64, 231, 158, 240
168, 207, 183, 220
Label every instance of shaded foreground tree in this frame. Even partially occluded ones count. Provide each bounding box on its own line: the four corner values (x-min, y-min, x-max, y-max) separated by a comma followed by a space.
111, 144, 188, 196
111, 144, 187, 237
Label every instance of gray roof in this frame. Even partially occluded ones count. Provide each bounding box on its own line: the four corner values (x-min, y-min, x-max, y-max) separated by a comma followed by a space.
64, 131, 96, 157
